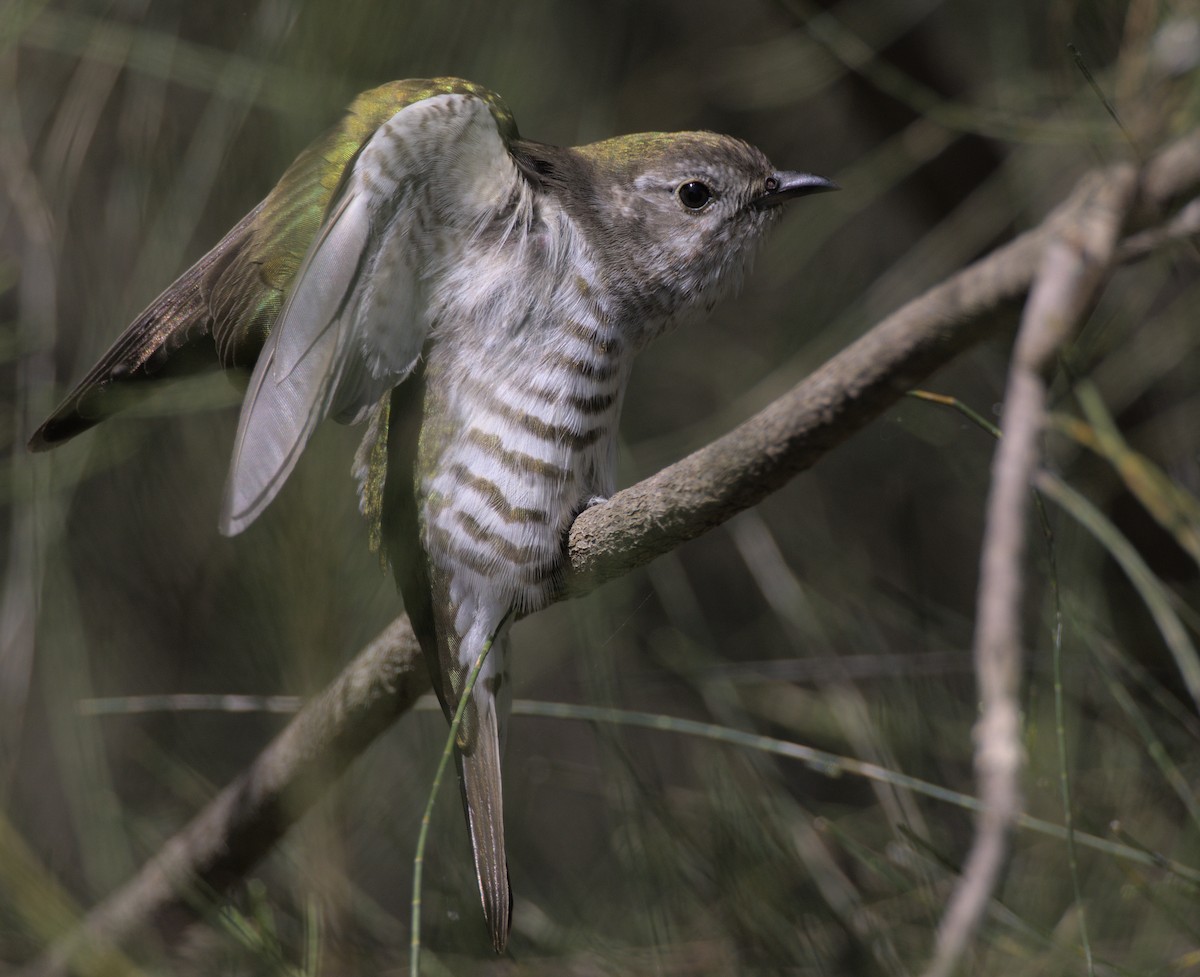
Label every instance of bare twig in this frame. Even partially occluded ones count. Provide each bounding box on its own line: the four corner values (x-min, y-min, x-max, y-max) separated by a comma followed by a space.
922, 167, 1138, 977
1117, 194, 1200, 261
20, 130, 1200, 976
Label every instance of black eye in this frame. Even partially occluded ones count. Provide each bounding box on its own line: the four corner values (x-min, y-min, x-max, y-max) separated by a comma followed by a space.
677, 180, 714, 210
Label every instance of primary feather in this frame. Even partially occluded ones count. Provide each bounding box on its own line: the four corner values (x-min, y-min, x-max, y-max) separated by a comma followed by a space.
27, 79, 515, 451
219, 93, 516, 535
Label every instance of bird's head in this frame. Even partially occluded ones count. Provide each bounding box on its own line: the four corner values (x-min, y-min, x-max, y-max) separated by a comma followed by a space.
520, 131, 836, 337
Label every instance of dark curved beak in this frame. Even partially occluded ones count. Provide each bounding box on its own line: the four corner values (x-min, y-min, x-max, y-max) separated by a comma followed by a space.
752, 171, 839, 210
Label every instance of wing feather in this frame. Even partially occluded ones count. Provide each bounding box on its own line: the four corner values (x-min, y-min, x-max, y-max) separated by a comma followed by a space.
29, 78, 518, 451
220, 92, 518, 536
219, 189, 372, 535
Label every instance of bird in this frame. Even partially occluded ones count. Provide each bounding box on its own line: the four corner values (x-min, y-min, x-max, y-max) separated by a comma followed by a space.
29, 77, 836, 952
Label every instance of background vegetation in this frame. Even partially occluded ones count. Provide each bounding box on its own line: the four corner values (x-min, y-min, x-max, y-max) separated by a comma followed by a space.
2, 0, 1198, 973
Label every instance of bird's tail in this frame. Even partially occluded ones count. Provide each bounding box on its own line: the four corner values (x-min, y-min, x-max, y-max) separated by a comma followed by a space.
458, 699, 512, 954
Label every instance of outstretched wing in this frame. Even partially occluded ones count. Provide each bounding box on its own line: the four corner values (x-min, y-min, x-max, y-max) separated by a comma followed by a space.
27, 78, 518, 451
220, 91, 522, 536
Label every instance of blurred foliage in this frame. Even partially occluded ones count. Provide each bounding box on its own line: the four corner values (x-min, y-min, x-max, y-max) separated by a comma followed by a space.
2, 0, 1200, 973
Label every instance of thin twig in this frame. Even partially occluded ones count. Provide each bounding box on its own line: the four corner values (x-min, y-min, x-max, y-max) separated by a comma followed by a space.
922, 166, 1137, 977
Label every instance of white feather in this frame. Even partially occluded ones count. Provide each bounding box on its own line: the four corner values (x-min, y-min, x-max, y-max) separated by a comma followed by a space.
220, 191, 371, 535
219, 93, 515, 536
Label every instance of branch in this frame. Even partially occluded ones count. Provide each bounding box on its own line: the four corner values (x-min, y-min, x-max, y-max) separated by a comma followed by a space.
566, 132, 1200, 586
22, 130, 1200, 976
922, 168, 1137, 977
24, 620, 429, 977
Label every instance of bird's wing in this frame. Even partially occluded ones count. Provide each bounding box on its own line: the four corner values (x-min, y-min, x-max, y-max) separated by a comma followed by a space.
208, 78, 519, 369
27, 78, 517, 451
220, 91, 521, 536
24, 205, 258, 451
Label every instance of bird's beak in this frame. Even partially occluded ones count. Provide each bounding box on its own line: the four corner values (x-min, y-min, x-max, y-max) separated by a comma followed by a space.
752, 171, 839, 209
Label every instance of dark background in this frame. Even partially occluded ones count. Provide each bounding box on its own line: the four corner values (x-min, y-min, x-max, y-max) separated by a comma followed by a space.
3, 0, 1198, 973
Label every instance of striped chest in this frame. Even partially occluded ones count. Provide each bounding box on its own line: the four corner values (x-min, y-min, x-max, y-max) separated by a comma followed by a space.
408, 178, 647, 635
418, 302, 629, 620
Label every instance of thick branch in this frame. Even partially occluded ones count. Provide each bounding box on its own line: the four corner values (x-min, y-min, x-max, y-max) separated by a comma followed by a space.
25, 620, 429, 976
22, 130, 1200, 976
566, 133, 1200, 586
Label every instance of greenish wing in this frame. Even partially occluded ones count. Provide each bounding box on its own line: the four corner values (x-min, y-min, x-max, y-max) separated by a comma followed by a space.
207, 78, 519, 369
27, 79, 517, 452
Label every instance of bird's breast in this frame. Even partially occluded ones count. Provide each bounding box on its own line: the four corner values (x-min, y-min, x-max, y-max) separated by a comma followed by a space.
418, 300, 630, 619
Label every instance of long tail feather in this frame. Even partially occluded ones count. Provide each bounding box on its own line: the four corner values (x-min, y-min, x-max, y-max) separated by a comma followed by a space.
458, 704, 512, 953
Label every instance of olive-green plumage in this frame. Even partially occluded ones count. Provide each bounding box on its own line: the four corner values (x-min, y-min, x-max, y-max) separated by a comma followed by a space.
28, 78, 516, 449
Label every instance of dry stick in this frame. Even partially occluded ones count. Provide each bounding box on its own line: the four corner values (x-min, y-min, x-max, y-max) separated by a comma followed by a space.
22, 131, 1200, 977
923, 168, 1138, 977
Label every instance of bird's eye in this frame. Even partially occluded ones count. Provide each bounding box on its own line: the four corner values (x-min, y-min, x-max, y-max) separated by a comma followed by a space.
677, 180, 714, 210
